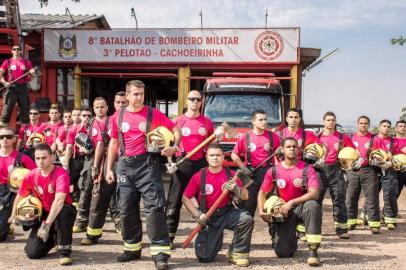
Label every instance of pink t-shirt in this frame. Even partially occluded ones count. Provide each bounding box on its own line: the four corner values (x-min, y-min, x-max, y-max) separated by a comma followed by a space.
42, 121, 63, 146
279, 128, 320, 160
183, 167, 242, 209
110, 106, 175, 157
66, 123, 88, 155
56, 125, 72, 147
0, 150, 36, 185
395, 137, 406, 154
233, 130, 281, 167
19, 166, 72, 212
175, 114, 214, 160
0, 58, 33, 84
261, 161, 319, 202
319, 131, 355, 165
352, 133, 385, 166
18, 123, 44, 150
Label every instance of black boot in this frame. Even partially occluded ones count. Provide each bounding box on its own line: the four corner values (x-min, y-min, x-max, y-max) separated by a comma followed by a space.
307, 246, 320, 266
116, 250, 141, 262
153, 253, 169, 270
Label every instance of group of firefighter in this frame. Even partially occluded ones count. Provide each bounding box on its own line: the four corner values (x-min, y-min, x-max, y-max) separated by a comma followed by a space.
1, 79, 406, 269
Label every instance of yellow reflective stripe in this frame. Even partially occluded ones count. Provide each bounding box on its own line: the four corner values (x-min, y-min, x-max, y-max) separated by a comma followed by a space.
123, 241, 142, 251
150, 245, 171, 256
230, 252, 249, 259
306, 234, 321, 244
347, 219, 358, 226
368, 221, 381, 228
359, 212, 366, 219
296, 224, 306, 233
334, 222, 348, 229
86, 227, 102, 236
168, 232, 176, 238
383, 217, 397, 224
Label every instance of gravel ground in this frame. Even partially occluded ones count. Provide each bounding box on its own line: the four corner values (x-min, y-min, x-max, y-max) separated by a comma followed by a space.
2, 190, 406, 270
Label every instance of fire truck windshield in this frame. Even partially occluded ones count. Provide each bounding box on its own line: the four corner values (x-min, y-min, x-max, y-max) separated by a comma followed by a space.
204, 93, 281, 127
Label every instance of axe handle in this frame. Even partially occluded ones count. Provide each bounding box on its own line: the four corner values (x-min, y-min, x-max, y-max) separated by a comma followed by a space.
177, 133, 216, 164
0, 68, 36, 91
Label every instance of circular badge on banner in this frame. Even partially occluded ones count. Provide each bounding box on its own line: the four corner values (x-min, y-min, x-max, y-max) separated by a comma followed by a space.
138, 122, 146, 132
182, 127, 191, 136
92, 127, 98, 137
205, 184, 214, 195
277, 179, 286, 189
254, 31, 284, 61
121, 122, 130, 133
250, 143, 257, 152
293, 178, 303, 188
198, 127, 207, 136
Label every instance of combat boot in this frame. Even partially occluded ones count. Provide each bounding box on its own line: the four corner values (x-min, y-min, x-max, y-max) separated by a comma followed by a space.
116, 250, 141, 262
228, 251, 250, 267
307, 246, 320, 266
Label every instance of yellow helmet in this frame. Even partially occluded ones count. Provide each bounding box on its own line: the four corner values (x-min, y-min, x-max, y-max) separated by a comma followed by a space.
8, 167, 30, 193
146, 126, 175, 153
392, 154, 406, 171
27, 132, 45, 146
16, 195, 42, 227
264, 195, 285, 221
303, 143, 325, 164
338, 147, 359, 170
369, 149, 389, 167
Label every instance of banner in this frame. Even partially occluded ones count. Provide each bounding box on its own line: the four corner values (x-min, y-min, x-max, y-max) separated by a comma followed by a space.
44, 28, 299, 63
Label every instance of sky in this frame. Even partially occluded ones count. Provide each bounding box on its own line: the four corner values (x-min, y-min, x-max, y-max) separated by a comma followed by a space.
20, 0, 406, 127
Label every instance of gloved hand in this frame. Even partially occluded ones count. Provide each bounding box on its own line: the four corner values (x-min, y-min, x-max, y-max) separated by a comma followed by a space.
37, 222, 51, 242
79, 146, 93, 155
214, 126, 225, 142
91, 166, 100, 181
381, 161, 392, 170
193, 210, 208, 226
241, 166, 253, 178
314, 158, 326, 169
352, 158, 364, 170
223, 180, 242, 198
369, 158, 382, 167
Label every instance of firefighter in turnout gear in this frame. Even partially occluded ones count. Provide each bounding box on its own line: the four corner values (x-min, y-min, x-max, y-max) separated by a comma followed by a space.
182, 143, 254, 266
258, 137, 322, 266
106, 80, 181, 270
231, 109, 280, 216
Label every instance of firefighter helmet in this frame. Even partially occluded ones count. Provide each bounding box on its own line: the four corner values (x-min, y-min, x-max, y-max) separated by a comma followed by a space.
369, 149, 389, 167
264, 195, 286, 222
75, 133, 94, 151
16, 195, 42, 227
146, 126, 175, 153
338, 147, 360, 170
27, 132, 45, 146
8, 167, 30, 193
392, 154, 406, 171
303, 143, 325, 164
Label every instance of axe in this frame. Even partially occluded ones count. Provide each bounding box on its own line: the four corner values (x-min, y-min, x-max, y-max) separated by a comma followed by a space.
165, 122, 235, 174
182, 151, 278, 248
0, 67, 38, 93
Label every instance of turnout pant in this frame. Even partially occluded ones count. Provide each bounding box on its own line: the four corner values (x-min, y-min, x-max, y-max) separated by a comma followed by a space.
380, 168, 398, 225
69, 155, 85, 203
1, 84, 30, 124
195, 207, 254, 263
0, 186, 16, 242
272, 200, 322, 258
116, 154, 171, 258
346, 166, 380, 228
109, 190, 120, 223
24, 205, 76, 259
239, 167, 269, 217
397, 171, 406, 198
317, 164, 348, 233
166, 157, 207, 239
74, 156, 94, 228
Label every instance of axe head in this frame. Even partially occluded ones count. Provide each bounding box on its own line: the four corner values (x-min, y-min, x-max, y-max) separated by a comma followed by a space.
236, 169, 254, 188
220, 122, 237, 138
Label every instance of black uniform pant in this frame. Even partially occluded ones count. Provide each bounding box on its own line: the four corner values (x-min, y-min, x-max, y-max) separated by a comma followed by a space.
166, 157, 207, 238
75, 156, 94, 228
316, 164, 348, 233
397, 171, 406, 198
271, 200, 321, 258
345, 166, 380, 228
1, 84, 30, 124
69, 155, 85, 203
195, 207, 254, 263
109, 190, 120, 223
239, 167, 269, 217
116, 154, 171, 258
0, 186, 16, 242
24, 205, 76, 259
380, 169, 398, 224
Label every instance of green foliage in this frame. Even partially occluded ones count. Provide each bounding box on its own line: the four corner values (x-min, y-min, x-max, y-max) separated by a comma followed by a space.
391, 36, 406, 46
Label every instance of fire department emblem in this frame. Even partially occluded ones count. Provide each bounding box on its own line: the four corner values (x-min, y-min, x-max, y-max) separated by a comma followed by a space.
48, 183, 55, 193
182, 127, 191, 136
297, 139, 303, 147
264, 142, 270, 151
254, 31, 284, 61
205, 184, 214, 195
293, 178, 302, 188
92, 127, 98, 137
333, 142, 339, 150
364, 142, 370, 149
138, 122, 146, 132
58, 34, 78, 60
353, 141, 359, 148
198, 127, 207, 136
277, 179, 286, 189
7, 165, 13, 173
10, 65, 17, 71
250, 143, 257, 152
37, 186, 44, 195
121, 122, 130, 133
26, 130, 32, 137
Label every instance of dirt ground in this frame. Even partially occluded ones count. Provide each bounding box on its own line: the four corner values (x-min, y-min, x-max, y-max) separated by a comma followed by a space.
2, 190, 406, 270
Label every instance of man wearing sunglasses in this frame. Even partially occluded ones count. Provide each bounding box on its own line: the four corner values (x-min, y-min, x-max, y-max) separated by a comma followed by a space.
0, 45, 35, 125
0, 126, 36, 242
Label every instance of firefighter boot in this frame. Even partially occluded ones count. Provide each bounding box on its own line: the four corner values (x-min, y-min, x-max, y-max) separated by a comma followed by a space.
153, 253, 169, 270
307, 245, 320, 267
116, 250, 141, 262
228, 251, 250, 267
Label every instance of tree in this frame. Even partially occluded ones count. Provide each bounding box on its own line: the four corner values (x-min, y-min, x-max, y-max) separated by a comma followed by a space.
391, 36, 406, 46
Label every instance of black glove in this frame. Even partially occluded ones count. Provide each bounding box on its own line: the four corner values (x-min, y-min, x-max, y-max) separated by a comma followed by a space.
37, 222, 51, 242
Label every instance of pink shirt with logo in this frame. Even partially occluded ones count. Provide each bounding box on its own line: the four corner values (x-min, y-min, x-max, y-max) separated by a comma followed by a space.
42, 121, 63, 146
56, 125, 73, 147
279, 128, 320, 160
175, 114, 214, 160
19, 166, 72, 212
110, 106, 175, 157
66, 123, 87, 155
376, 136, 403, 155
233, 130, 281, 167
351, 132, 385, 166
0, 150, 36, 185
0, 58, 33, 84
319, 131, 355, 165
183, 167, 242, 209
395, 137, 406, 154
18, 123, 44, 150
261, 161, 319, 202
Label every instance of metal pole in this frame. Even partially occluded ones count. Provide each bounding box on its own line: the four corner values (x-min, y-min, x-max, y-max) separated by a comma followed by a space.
131, 8, 138, 30
199, 9, 203, 29
265, 9, 268, 29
